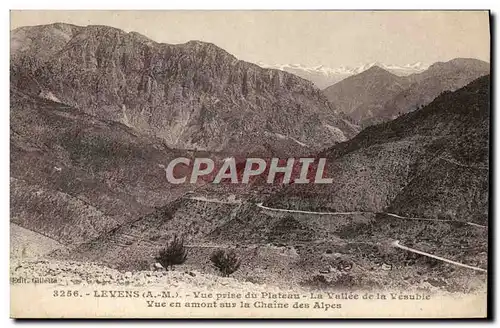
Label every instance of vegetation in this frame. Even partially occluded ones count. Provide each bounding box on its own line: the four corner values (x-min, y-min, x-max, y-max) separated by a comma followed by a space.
210, 249, 241, 277
155, 235, 188, 270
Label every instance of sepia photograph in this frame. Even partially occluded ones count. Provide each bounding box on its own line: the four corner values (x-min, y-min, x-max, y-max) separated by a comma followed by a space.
8, 10, 491, 318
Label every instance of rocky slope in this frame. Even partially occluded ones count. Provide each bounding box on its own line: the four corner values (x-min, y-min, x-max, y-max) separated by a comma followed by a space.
11, 88, 195, 245
323, 58, 489, 126
266, 75, 490, 224
11, 23, 358, 155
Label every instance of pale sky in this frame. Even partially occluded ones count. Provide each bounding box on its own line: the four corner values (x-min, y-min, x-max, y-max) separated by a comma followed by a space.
10, 10, 490, 67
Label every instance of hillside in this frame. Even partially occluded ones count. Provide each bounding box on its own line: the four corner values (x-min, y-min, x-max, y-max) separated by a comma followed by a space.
266, 75, 490, 224
10, 89, 196, 245
11, 23, 358, 155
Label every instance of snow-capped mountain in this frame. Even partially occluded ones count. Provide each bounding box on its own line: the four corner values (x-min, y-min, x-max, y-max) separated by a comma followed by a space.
256, 61, 429, 89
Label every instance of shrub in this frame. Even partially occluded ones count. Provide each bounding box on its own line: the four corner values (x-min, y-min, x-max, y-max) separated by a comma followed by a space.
210, 249, 241, 277
300, 273, 357, 290
155, 235, 188, 270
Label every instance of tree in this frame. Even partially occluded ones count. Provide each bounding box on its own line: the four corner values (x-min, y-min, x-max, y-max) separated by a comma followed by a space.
210, 249, 241, 277
155, 235, 188, 270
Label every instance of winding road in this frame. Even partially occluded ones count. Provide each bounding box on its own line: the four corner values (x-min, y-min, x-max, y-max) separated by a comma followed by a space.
187, 196, 241, 205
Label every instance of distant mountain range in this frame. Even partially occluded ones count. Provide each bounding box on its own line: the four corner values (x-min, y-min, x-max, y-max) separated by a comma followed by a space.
257, 61, 429, 89
322, 58, 489, 126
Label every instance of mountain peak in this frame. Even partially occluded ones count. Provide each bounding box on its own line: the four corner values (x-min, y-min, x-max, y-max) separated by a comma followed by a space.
127, 31, 155, 44
322, 63, 409, 120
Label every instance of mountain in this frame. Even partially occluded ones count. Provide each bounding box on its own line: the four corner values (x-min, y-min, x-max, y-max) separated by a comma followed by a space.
322, 58, 489, 126
61, 77, 489, 290
265, 75, 490, 224
11, 23, 358, 155
257, 62, 429, 89
322, 66, 410, 122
